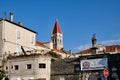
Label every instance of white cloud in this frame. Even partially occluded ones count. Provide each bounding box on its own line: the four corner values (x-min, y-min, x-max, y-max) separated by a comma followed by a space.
76, 44, 91, 51
75, 39, 120, 51
101, 39, 120, 45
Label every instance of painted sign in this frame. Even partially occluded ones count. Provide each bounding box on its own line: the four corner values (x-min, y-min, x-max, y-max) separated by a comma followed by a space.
81, 58, 108, 71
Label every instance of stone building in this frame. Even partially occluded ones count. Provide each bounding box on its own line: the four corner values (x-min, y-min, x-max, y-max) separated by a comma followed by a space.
0, 12, 70, 60
0, 13, 37, 60
51, 52, 120, 80
51, 35, 120, 80
51, 58, 80, 80
7, 53, 51, 80
51, 19, 63, 50
75, 34, 120, 57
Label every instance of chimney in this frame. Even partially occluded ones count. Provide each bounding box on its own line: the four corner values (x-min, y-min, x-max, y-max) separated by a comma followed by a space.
18, 22, 23, 26
10, 12, 13, 22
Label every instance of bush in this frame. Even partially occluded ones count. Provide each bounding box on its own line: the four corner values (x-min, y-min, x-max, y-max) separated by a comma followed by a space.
49, 50, 61, 58
0, 69, 5, 80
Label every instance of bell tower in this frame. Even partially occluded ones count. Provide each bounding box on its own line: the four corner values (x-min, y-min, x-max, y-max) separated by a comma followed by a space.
51, 19, 63, 50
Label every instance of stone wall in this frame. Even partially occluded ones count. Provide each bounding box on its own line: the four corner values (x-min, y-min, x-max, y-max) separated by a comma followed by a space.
51, 58, 80, 80
51, 54, 120, 80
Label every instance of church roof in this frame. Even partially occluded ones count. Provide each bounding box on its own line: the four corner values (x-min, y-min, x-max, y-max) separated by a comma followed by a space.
52, 20, 62, 34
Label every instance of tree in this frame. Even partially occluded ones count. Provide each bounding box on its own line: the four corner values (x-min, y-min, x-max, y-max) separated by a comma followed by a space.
0, 66, 6, 80
0, 54, 8, 80
49, 50, 61, 58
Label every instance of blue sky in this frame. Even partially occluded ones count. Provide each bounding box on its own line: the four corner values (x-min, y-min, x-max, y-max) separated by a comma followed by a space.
0, 0, 120, 53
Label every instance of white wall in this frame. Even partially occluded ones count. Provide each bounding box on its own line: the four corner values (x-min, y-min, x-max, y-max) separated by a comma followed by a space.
8, 56, 51, 80
3, 20, 36, 54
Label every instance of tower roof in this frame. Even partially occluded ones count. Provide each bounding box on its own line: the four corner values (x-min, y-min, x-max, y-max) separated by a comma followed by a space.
52, 20, 62, 34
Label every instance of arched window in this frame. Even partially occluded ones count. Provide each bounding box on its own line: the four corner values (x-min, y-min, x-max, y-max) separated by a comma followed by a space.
55, 38, 57, 43
60, 39, 61, 43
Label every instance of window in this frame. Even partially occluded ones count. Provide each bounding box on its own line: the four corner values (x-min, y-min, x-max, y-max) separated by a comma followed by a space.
14, 65, 19, 70
17, 30, 21, 39
39, 63, 46, 68
53, 38, 55, 44
60, 39, 62, 43
6, 66, 8, 70
27, 64, 32, 69
52, 39, 54, 44
55, 38, 56, 43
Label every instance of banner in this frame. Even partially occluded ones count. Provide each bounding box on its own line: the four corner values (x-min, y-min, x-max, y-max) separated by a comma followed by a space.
81, 58, 108, 71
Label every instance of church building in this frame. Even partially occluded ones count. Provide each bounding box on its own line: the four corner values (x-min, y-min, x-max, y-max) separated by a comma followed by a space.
51, 19, 63, 50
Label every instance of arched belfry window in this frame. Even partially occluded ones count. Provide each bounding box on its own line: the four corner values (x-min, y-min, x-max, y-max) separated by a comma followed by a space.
60, 39, 62, 43
55, 38, 57, 43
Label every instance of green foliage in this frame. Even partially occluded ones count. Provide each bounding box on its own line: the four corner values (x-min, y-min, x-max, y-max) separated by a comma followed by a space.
51, 58, 55, 62
49, 50, 61, 58
0, 69, 6, 80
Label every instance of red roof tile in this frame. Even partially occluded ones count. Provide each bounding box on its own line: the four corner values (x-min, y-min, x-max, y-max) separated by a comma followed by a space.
105, 45, 120, 52
36, 41, 46, 48
76, 48, 91, 54
53, 48, 62, 53
43, 41, 51, 44
76, 45, 120, 54
52, 20, 62, 34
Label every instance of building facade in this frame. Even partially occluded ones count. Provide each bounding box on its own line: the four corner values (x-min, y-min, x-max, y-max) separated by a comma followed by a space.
0, 13, 37, 59
51, 35, 120, 80
51, 53, 120, 80
51, 19, 63, 50
75, 34, 120, 57
7, 54, 51, 80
